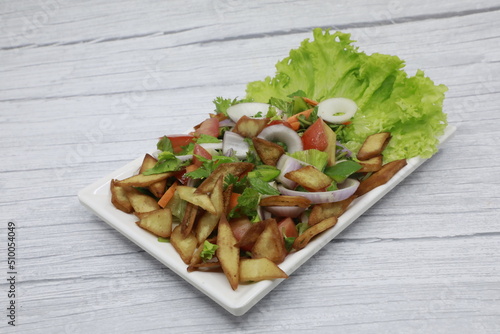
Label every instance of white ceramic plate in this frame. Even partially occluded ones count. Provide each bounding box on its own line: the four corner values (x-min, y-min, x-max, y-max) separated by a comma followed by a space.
78, 125, 456, 316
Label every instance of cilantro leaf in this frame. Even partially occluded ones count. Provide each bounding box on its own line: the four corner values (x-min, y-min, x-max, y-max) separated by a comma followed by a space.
157, 136, 174, 153
143, 152, 186, 175
229, 188, 260, 221
196, 134, 222, 144
248, 177, 280, 195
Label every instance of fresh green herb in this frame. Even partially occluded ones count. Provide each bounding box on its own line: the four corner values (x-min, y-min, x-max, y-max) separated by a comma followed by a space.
185, 155, 239, 179
254, 111, 263, 118
200, 240, 219, 261
224, 174, 248, 193
326, 182, 338, 191
287, 90, 307, 98
248, 165, 280, 182
213, 96, 253, 117
324, 160, 362, 183
229, 188, 261, 221
157, 136, 174, 153
284, 236, 295, 252
143, 152, 187, 175
196, 134, 222, 144
157, 237, 170, 243
248, 177, 280, 195
177, 142, 195, 155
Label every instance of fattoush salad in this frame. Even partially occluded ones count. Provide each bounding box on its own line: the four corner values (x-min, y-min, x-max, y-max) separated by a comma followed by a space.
109, 29, 448, 290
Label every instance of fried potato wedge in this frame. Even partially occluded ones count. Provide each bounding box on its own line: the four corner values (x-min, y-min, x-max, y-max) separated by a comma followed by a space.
180, 202, 199, 237
358, 155, 383, 173
232, 116, 269, 138
285, 165, 332, 191
116, 172, 172, 188
196, 162, 254, 194
176, 186, 216, 214
309, 195, 357, 226
355, 159, 407, 197
135, 208, 172, 238
260, 195, 311, 208
239, 258, 288, 283
194, 211, 220, 245
138, 154, 167, 198
216, 215, 240, 290
210, 176, 224, 215
126, 188, 160, 214
110, 179, 133, 213
235, 219, 268, 251
194, 177, 224, 245
171, 225, 198, 264
293, 217, 338, 250
357, 132, 391, 161
251, 219, 287, 264
252, 137, 285, 166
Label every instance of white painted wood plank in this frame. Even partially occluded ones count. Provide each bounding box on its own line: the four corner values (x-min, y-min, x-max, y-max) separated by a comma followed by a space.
1, 0, 499, 333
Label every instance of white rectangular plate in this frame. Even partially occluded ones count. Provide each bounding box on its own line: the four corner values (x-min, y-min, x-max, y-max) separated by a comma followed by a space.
78, 125, 456, 316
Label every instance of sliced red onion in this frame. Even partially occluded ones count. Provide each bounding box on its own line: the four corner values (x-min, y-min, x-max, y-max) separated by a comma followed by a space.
218, 118, 236, 127
223, 131, 249, 159
263, 206, 306, 218
276, 155, 304, 189
227, 103, 282, 123
336, 142, 353, 158
317, 98, 358, 124
277, 178, 360, 204
257, 124, 303, 153
258, 206, 272, 221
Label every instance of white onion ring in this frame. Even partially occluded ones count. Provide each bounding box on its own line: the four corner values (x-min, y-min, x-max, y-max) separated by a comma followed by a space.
257, 124, 303, 153
277, 178, 360, 203
276, 155, 304, 189
317, 98, 358, 124
263, 206, 306, 218
222, 131, 249, 159
226, 103, 282, 123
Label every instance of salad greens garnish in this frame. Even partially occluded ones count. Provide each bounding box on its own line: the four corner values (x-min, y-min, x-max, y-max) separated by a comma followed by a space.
246, 28, 447, 162
200, 241, 219, 261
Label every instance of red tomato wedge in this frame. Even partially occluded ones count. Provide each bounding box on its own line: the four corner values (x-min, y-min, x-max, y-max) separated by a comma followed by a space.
277, 217, 298, 238
194, 117, 219, 137
301, 118, 328, 151
192, 144, 212, 167
230, 217, 253, 242
163, 135, 195, 154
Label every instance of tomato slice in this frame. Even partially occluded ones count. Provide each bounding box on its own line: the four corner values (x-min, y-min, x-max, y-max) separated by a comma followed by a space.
192, 144, 212, 167
301, 118, 328, 151
194, 117, 220, 137
163, 135, 195, 154
277, 217, 298, 238
230, 217, 253, 251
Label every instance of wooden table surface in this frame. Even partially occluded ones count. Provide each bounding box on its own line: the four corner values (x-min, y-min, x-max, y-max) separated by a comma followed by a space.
1, 1, 499, 333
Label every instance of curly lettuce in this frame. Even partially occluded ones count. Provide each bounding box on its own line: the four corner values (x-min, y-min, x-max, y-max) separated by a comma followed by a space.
246, 28, 448, 162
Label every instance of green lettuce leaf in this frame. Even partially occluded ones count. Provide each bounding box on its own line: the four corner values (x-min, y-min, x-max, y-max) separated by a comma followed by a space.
246, 28, 447, 161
